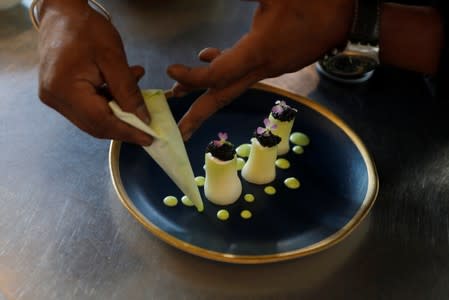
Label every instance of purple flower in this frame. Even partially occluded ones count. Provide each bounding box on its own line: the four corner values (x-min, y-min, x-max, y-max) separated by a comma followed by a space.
213, 132, 228, 147
256, 118, 277, 135
272, 100, 287, 114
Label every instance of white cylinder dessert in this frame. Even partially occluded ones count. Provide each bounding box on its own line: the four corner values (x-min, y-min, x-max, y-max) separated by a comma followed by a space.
241, 119, 281, 185
204, 132, 242, 205
241, 138, 277, 184
204, 153, 242, 205
268, 100, 298, 156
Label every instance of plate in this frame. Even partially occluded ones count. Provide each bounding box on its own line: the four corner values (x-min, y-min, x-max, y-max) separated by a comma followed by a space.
109, 82, 378, 264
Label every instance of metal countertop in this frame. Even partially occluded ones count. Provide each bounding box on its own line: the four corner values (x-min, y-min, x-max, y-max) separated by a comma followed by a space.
1, 1, 448, 299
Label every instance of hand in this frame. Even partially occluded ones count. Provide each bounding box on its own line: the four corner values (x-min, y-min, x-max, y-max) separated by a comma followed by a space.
167, 0, 354, 140
38, 0, 153, 145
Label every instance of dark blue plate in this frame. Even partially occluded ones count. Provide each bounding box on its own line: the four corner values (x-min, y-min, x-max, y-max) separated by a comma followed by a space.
109, 83, 378, 264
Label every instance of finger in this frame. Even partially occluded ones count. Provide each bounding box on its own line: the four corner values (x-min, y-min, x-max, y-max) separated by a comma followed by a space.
63, 82, 153, 145
167, 34, 263, 89
171, 82, 193, 98
95, 65, 145, 102
178, 69, 265, 141
97, 51, 149, 124
198, 47, 222, 63
129, 65, 145, 81
171, 48, 223, 97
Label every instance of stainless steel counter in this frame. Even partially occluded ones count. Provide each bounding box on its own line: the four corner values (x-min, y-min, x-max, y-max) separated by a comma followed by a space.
1, 1, 448, 299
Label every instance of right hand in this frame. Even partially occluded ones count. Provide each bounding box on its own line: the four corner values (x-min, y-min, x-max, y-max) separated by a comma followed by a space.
37, 0, 153, 145
168, 0, 354, 141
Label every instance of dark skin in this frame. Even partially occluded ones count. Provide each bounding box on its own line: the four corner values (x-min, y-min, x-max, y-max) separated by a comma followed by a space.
168, 1, 444, 140
37, 0, 443, 144
38, 0, 152, 145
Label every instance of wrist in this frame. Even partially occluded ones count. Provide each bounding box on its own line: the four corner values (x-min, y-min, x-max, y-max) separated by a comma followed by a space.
331, 0, 356, 49
39, 0, 88, 19
32, 0, 111, 31
318, 0, 381, 81
379, 3, 443, 75
36, 0, 89, 27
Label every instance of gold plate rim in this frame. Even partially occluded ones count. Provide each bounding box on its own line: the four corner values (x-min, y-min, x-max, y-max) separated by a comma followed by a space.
108, 82, 379, 264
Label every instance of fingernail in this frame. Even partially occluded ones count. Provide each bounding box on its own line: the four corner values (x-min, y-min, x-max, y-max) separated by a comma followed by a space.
135, 104, 150, 124
181, 130, 192, 141
167, 65, 180, 77
198, 48, 208, 57
140, 135, 153, 146
174, 90, 187, 98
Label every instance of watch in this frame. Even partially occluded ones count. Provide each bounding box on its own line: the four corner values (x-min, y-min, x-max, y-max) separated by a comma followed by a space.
318, 0, 381, 81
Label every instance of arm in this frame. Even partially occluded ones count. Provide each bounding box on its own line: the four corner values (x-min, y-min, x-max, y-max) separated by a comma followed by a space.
167, 0, 445, 140
380, 3, 444, 75
36, 0, 152, 145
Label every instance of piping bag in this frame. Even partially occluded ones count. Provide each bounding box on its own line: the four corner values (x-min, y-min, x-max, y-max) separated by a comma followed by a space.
109, 89, 204, 212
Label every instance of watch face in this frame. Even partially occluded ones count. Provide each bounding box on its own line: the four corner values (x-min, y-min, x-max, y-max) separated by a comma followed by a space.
320, 55, 378, 78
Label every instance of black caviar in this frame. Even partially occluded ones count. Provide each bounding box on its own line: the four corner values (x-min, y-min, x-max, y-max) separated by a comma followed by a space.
206, 141, 236, 161
271, 102, 297, 122
254, 131, 281, 148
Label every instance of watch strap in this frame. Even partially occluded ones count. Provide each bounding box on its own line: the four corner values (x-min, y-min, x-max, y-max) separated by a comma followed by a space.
350, 0, 380, 45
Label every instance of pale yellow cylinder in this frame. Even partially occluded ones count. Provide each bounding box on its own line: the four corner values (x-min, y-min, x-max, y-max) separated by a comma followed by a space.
241, 138, 277, 184
204, 153, 242, 205
269, 114, 295, 156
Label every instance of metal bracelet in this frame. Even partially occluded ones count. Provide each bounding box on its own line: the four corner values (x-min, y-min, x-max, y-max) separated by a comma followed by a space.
29, 0, 111, 31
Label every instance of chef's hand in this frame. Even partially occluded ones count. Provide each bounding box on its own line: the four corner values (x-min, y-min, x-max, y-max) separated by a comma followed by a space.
167, 0, 354, 140
38, 0, 152, 145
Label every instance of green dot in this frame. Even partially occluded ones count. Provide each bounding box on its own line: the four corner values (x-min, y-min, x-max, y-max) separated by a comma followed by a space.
264, 186, 276, 195
237, 158, 246, 171
290, 132, 310, 146
292, 145, 304, 154
240, 210, 252, 219
275, 158, 290, 169
284, 177, 301, 189
244, 193, 255, 203
163, 196, 178, 207
236, 144, 251, 157
195, 176, 205, 187
181, 195, 194, 207
217, 209, 229, 221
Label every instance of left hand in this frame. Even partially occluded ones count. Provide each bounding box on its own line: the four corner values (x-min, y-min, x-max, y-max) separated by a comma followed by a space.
167, 0, 354, 140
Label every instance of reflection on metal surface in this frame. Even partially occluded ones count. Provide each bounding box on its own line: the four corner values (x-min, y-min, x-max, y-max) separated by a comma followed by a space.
0, 0, 20, 10
162, 216, 370, 296
262, 64, 320, 97
0, 2, 32, 38
109, 82, 379, 264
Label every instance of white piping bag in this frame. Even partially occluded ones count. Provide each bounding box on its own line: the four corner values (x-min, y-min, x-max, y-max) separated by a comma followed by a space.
109, 89, 204, 212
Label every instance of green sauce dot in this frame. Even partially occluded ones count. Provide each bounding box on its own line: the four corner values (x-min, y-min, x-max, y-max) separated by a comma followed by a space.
290, 132, 310, 146
292, 145, 304, 154
194, 176, 205, 187
217, 209, 229, 221
163, 196, 178, 207
237, 158, 246, 171
275, 158, 290, 169
244, 193, 255, 203
181, 195, 194, 207
264, 186, 277, 195
240, 210, 252, 219
236, 144, 251, 157
284, 177, 301, 189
